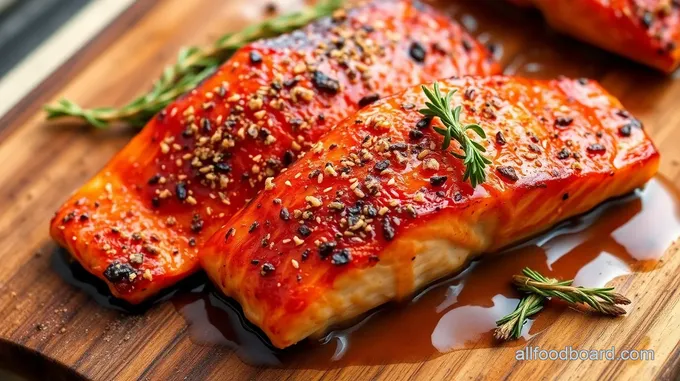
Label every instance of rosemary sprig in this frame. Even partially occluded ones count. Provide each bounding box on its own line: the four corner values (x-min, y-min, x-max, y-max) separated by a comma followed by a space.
494, 293, 545, 341
513, 268, 631, 316
44, 0, 344, 128
495, 268, 631, 341
419, 82, 491, 188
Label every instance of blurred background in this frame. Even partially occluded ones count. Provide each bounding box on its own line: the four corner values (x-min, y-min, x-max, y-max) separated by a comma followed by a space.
0, 0, 91, 76
0, 0, 134, 118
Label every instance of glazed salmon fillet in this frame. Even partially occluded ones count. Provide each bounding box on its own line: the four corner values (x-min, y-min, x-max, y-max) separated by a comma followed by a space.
511, 0, 680, 72
201, 76, 659, 348
49, 0, 499, 304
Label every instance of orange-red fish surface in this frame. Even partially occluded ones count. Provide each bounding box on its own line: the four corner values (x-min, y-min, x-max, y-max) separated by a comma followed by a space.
201, 76, 659, 348
49, 0, 499, 304
511, 0, 680, 72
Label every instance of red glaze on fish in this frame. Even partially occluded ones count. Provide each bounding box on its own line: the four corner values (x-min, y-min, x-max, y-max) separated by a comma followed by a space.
201, 76, 659, 348
49, 0, 499, 304
511, 0, 680, 72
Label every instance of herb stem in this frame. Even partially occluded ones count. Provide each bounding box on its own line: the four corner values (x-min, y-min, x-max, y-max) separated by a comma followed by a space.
419, 82, 491, 187
44, 0, 344, 128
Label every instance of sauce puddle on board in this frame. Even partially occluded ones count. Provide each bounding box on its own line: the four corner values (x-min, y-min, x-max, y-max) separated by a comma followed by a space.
170, 177, 680, 368
52, 177, 680, 368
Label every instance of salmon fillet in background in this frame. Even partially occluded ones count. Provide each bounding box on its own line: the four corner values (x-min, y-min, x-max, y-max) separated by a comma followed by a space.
201, 76, 659, 348
510, 0, 680, 72
50, 0, 500, 304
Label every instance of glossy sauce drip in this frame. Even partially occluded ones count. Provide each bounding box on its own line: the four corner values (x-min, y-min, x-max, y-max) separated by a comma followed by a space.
168, 177, 680, 368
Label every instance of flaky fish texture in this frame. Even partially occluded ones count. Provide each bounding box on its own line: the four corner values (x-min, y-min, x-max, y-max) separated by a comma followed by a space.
511, 0, 680, 72
49, 0, 499, 304
201, 76, 659, 349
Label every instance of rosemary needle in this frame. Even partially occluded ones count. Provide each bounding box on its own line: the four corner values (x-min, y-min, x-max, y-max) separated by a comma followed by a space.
44, 0, 344, 128
419, 82, 491, 188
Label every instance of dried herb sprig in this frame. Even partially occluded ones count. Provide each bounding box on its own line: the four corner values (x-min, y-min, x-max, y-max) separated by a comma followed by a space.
44, 0, 344, 128
494, 293, 545, 341
419, 82, 491, 187
495, 268, 631, 341
513, 268, 631, 316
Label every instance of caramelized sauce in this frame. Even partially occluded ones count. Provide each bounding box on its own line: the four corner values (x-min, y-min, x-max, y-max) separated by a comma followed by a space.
160, 177, 679, 368
52, 178, 680, 367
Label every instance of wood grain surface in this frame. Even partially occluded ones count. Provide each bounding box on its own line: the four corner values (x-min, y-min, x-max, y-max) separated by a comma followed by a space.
1, 0, 680, 380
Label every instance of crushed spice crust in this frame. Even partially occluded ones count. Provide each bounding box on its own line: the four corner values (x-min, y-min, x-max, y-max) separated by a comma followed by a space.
48, 0, 499, 303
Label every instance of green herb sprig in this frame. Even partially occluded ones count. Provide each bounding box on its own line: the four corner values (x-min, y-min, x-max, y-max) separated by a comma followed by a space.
44, 0, 344, 128
494, 293, 545, 341
495, 268, 631, 341
419, 82, 491, 188
513, 268, 631, 316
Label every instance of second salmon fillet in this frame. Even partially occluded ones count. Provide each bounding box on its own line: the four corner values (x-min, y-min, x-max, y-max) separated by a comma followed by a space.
201, 76, 659, 349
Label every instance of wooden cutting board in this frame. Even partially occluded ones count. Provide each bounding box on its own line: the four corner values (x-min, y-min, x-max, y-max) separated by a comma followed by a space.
2, 0, 680, 379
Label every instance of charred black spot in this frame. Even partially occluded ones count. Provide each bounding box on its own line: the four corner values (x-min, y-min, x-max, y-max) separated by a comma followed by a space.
62, 212, 76, 224
103, 262, 135, 283
279, 207, 290, 221
382, 217, 395, 241
429, 175, 448, 186
555, 116, 573, 127
312, 70, 340, 94
374, 160, 390, 172
249, 51, 263, 64
409, 41, 427, 62
528, 143, 542, 153
318, 241, 336, 259
409, 129, 424, 140
495, 131, 506, 146
358, 93, 380, 108
260, 262, 275, 276
587, 144, 607, 154
283, 150, 296, 166
191, 215, 204, 233
416, 117, 432, 130
215, 162, 232, 173
389, 143, 408, 151
618, 124, 632, 137
497, 166, 519, 182
298, 225, 312, 238
176, 183, 188, 201
557, 148, 571, 160
147, 174, 161, 185
201, 118, 212, 133
331, 249, 352, 265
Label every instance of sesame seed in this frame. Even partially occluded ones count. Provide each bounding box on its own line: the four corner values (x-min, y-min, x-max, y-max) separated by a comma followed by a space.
417, 150, 430, 160
306, 196, 322, 207
424, 158, 439, 170
265, 177, 275, 190
143, 269, 153, 281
